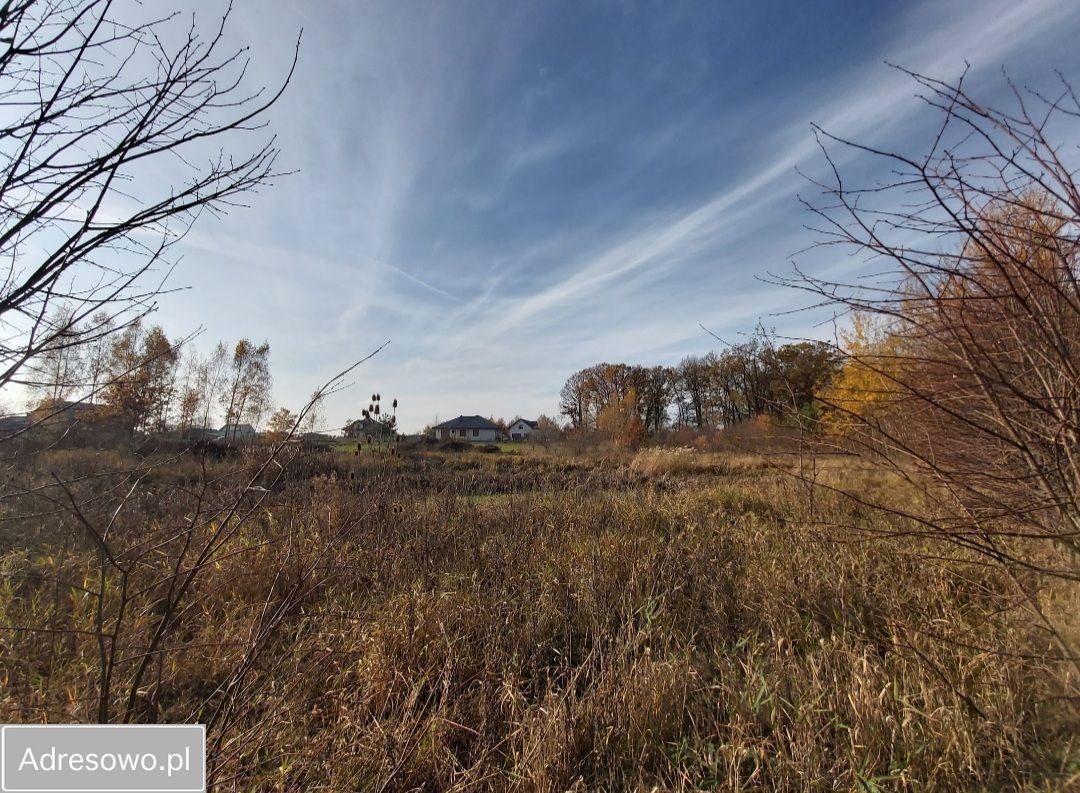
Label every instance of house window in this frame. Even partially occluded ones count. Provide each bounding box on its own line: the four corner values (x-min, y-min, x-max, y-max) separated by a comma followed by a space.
472, 429, 479, 437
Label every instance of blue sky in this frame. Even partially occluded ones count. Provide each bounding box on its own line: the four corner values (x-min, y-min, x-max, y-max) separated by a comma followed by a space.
150, 0, 1080, 432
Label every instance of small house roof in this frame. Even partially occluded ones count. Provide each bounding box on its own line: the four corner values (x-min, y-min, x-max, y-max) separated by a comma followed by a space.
218, 423, 256, 433
31, 400, 106, 414
432, 415, 499, 431
0, 414, 29, 431
511, 418, 539, 429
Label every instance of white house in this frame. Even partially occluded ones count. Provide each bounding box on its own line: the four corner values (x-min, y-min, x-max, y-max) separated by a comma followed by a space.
508, 418, 539, 441
432, 415, 500, 442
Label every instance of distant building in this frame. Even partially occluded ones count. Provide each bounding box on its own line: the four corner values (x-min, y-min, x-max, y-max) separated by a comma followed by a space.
432, 415, 500, 442
0, 413, 29, 436
182, 427, 219, 442
23, 400, 129, 443
216, 423, 257, 443
29, 399, 108, 424
508, 418, 539, 441
343, 416, 394, 440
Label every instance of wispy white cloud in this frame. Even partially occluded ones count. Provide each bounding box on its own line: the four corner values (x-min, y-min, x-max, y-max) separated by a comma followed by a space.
144, 0, 1080, 431
459, 0, 1076, 335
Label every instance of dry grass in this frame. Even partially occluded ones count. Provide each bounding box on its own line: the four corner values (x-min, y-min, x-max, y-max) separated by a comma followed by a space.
0, 446, 1076, 790
630, 446, 700, 476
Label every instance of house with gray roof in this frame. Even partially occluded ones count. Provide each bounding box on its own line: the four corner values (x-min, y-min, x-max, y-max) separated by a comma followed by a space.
343, 416, 394, 440
508, 418, 539, 441
432, 415, 500, 442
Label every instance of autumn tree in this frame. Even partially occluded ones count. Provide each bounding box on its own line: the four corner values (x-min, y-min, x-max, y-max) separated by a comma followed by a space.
631, 366, 674, 433
147, 327, 180, 432
561, 336, 837, 436
175, 384, 201, 436
266, 407, 299, 442
597, 387, 645, 448
200, 344, 230, 430
220, 340, 272, 440
710, 351, 748, 426
102, 321, 178, 433
560, 363, 656, 431
674, 354, 716, 428
559, 368, 593, 429
817, 313, 902, 435
172, 343, 229, 435
786, 69, 1080, 665
762, 341, 839, 419
101, 322, 143, 423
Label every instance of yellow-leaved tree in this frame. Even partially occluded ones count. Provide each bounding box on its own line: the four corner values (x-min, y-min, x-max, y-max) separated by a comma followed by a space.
266, 407, 299, 442
818, 311, 903, 435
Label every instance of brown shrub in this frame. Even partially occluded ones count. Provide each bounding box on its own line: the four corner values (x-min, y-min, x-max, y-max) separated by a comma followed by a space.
629, 446, 699, 476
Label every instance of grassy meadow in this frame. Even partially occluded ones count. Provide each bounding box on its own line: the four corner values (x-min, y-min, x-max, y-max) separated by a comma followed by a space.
1, 438, 1076, 791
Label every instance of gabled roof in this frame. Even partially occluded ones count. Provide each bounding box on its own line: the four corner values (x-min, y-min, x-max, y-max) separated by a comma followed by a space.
432, 415, 499, 431
31, 400, 107, 414
218, 423, 256, 433
511, 418, 539, 429
0, 414, 28, 431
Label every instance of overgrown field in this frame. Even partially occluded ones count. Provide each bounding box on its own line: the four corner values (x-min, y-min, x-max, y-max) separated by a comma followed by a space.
1, 444, 1076, 790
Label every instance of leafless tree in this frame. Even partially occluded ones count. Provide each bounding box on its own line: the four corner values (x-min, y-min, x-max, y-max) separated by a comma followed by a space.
301, 388, 324, 435
782, 67, 1080, 671
24, 303, 83, 402
0, 0, 298, 395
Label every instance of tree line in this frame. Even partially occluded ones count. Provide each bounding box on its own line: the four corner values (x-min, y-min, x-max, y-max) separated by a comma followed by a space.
558, 329, 840, 437
25, 307, 273, 441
